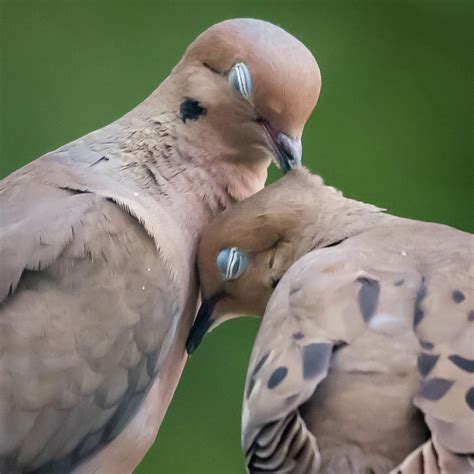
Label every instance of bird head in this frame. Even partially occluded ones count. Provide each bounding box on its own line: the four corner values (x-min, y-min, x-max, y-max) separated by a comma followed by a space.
160, 19, 321, 190
186, 169, 320, 354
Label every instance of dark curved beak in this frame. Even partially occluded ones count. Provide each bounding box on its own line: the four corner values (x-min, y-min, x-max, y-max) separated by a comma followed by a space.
274, 133, 302, 173
186, 297, 217, 354
262, 122, 302, 173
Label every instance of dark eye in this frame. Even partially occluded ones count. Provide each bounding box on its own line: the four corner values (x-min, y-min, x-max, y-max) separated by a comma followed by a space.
228, 63, 253, 102
271, 278, 280, 289
216, 247, 248, 281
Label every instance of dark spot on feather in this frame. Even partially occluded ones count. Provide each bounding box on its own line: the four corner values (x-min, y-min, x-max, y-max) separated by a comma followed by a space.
293, 332, 304, 340
452, 290, 465, 304
253, 352, 270, 375
468, 310, 474, 322
414, 278, 427, 327
180, 98, 206, 123
286, 394, 299, 405
448, 354, 474, 373
89, 156, 109, 167
394, 279, 404, 287
271, 278, 280, 289
418, 378, 454, 401
302, 343, 332, 380
246, 352, 270, 399
59, 186, 92, 195
334, 341, 348, 351
246, 377, 256, 400
356, 277, 380, 322
417, 353, 439, 377
289, 284, 302, 296
144, 165, 158, 185
465, 387, 474, 410
420, 340, 434, 350
120, 161, 138, 171
267, 367, 288, 389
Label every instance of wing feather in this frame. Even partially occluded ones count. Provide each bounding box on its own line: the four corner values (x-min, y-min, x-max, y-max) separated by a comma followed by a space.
243, 228, 473, 472
0, 178, 179, 472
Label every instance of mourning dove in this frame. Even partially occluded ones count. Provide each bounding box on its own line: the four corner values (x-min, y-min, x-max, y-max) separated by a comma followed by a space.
0, 20, 321, 473
187, 168, 474, 473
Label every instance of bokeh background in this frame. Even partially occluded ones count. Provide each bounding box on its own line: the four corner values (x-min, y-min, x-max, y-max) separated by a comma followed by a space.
1, 1, 472, 472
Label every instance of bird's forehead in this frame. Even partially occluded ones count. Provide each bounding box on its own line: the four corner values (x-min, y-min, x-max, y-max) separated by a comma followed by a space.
185, 19, 321, 136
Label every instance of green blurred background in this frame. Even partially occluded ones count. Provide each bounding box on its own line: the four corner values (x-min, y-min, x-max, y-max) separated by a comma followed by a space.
1, 0, 472, 472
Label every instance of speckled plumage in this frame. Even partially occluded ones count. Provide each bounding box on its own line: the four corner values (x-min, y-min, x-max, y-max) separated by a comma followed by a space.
193, 168, 474, 474
0, 19, 321, 473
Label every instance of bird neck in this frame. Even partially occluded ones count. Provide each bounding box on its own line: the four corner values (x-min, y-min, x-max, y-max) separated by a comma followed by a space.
113, 114, 267, 241
302, 176, 391, 251
128, 74, 270, 200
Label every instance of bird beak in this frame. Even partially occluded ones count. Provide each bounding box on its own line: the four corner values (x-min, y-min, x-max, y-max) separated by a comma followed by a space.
186, 297, 217, 354
262, 122, 302, 173
274, 133, 302, 173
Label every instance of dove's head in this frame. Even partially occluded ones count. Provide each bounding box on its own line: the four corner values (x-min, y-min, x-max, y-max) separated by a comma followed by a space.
163, 19, 320, 194
186, 169, 321, 354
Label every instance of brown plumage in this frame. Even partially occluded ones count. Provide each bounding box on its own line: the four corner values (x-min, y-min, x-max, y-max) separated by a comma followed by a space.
0, 20, 321, 473
187, 168, 473, 473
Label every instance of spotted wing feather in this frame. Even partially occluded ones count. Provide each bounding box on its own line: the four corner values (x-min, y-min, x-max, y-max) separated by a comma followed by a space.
412, 273, 474, 455
393, 263, 474, 471
242, 243, 403, 473
243, 223, 473, 473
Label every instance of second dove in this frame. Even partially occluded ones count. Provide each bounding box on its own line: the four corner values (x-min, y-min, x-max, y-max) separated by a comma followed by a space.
187, 168, 473, 474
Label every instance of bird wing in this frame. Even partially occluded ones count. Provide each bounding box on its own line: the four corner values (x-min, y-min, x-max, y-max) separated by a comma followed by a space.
242, 226, 473, 473
399, 241, 474, 472
0, 176, 180, 473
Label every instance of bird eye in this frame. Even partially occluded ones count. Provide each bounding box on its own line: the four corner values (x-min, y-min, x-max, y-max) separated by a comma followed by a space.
228, 63, 253, 102
216, 247, 248, 281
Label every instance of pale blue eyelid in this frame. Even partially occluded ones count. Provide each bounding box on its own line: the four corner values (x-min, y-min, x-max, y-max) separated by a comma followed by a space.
228, 63, 253, 102
216, 247, 248, 281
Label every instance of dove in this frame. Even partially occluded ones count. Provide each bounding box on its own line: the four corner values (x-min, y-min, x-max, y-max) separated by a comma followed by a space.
187, 168, 474, 473
0, 19, 321, 474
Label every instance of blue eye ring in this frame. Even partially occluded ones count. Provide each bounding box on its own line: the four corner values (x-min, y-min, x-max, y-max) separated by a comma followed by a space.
228, 63, 253, 102
216, 247, 248, 281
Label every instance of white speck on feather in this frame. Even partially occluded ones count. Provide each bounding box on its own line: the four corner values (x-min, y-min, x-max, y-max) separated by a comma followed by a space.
134, 192, 139, 197
369, 313, 406, 335
142, 286, 146, 291
147, 267, 151, 272
401, 251, 407, 256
